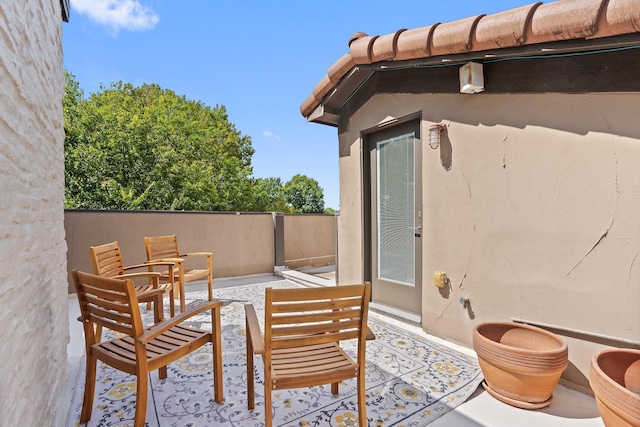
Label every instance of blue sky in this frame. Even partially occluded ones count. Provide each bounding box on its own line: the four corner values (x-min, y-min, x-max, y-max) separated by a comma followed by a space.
64, 0, 529, 210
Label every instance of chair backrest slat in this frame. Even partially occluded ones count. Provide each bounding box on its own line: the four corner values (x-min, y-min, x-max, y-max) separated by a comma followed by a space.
73, 270, 143, 341
145, 235, 179, 259
89, 241, 126, 278
271, 308, 361, 325
265, 284, 369, 353
84, 302, 132, 325
272, 318, 361, 337
271, 330, 361, 349
271, 297, 361, 314
86, 312, 135, 336
270, 286, 364, 302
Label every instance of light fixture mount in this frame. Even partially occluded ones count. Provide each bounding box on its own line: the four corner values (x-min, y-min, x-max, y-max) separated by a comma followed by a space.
428, 123, 446, 149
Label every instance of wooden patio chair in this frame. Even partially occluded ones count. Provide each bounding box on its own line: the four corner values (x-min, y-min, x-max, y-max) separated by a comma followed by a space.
245, 282, 373, 427
144, 234, 213, 313
89, 241, 177, 320
72, 270, 223, 427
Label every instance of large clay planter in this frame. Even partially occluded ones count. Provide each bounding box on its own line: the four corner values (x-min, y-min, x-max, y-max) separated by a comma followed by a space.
472, 322, 568, 409
589, 348, 640, 427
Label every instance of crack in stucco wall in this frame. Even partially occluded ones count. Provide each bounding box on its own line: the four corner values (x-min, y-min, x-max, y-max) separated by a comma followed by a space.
565, 131, 620, 276
459, 173, 475, 290
502, 132, 508, 169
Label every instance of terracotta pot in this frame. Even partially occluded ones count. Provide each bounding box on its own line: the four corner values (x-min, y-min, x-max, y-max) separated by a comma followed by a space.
472, 321, 568, 409
589, 348, 640, 427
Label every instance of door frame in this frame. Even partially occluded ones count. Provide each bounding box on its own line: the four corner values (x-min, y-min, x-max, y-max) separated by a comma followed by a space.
362, 113, 422, 323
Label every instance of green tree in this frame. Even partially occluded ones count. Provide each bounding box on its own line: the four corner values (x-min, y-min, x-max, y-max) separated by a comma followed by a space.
63, 72, 255, 211
251, 177, 292, 212
283, 174, 325, 213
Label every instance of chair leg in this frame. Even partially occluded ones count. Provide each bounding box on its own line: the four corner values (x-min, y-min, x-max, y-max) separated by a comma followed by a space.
153, 292, 164, 324
79, 354, 97, 424
133, 371, 149, 427
178, 279, 185, 313
169, 288, 175, 317
357, 370, 367, 427
95, 324, 103, 343
331, 382, 339, 395
212, 306, 223, 403
264, 383, 273, 427
246, 317, 255, 410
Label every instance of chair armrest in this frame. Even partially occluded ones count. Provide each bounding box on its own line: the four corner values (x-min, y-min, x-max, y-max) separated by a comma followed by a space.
124, 261, 175, 272
184, 252, 212, 257
137, 300, 222, 344
115, 272, 161, 280
366, 326, 376, 341
146, 257, 184, 264
245, 304, 264, 355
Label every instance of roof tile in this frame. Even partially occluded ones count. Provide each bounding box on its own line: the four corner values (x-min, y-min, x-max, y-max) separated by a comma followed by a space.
473, 3, 541, 51
598, 0, 640, 37
300, 93, 318, 117
301, 0, 640, 119
394, 24, 439, 61
312, 75, 333, 100
350, 35, 379, 64
431, 15, 485, 55
527, 0, 607, 43
371, 29, 406, 63
328, 53, 356, 84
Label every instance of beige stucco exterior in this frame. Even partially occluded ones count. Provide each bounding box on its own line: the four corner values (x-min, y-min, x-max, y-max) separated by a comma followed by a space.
336, 92, 640, 390
283, 213, 336, 269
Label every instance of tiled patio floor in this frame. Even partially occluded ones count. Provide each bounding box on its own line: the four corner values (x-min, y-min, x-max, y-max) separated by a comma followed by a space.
65, 271, 604, 427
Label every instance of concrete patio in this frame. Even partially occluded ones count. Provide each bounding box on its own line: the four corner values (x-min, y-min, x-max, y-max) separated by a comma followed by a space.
65, 268, 604, 427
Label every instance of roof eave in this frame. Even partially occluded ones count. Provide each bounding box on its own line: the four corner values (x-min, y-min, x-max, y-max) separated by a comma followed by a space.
306, 32, 640, 126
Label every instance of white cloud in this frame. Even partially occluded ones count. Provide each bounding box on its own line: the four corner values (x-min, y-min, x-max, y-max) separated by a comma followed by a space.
71, 0, 159, 32
263, 131, 281, 140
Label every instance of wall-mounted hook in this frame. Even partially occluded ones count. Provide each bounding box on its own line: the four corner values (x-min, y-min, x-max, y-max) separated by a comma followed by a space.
459, 296, 469, 309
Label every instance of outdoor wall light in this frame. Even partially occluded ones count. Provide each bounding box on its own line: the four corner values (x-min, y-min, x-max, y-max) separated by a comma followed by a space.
459, 62, 484, 94
428, 123, 446, 149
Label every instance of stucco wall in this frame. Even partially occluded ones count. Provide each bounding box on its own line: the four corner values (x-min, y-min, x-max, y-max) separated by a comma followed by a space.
337, 92, 640, 390
65, 211, 276, 292
64, 211, 336, 292
0, 1, 69, 425
283, 213, 336, 269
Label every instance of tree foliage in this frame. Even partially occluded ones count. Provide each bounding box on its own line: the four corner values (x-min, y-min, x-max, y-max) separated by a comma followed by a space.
251, 177, 292, 213
63, 71, 330, 213
64, 71, 254, 211
283, 174, 325, 213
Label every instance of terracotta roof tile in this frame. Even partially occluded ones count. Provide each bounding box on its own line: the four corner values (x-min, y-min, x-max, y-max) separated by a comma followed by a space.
473, 3, 541, 51
350, 35, 379, 64
312, 75, 333, 100
527, 0, 606, 43
394, 24, 439, 61
300, 94, 318, 118
371, 29, 406, 63
431, 15, 485, 55
598, 0, 640, 37
301, 0, 640, 118
328, 53, 356, 84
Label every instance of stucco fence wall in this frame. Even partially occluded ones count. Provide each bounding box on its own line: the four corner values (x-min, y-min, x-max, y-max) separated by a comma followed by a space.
65, 211, 336, 293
